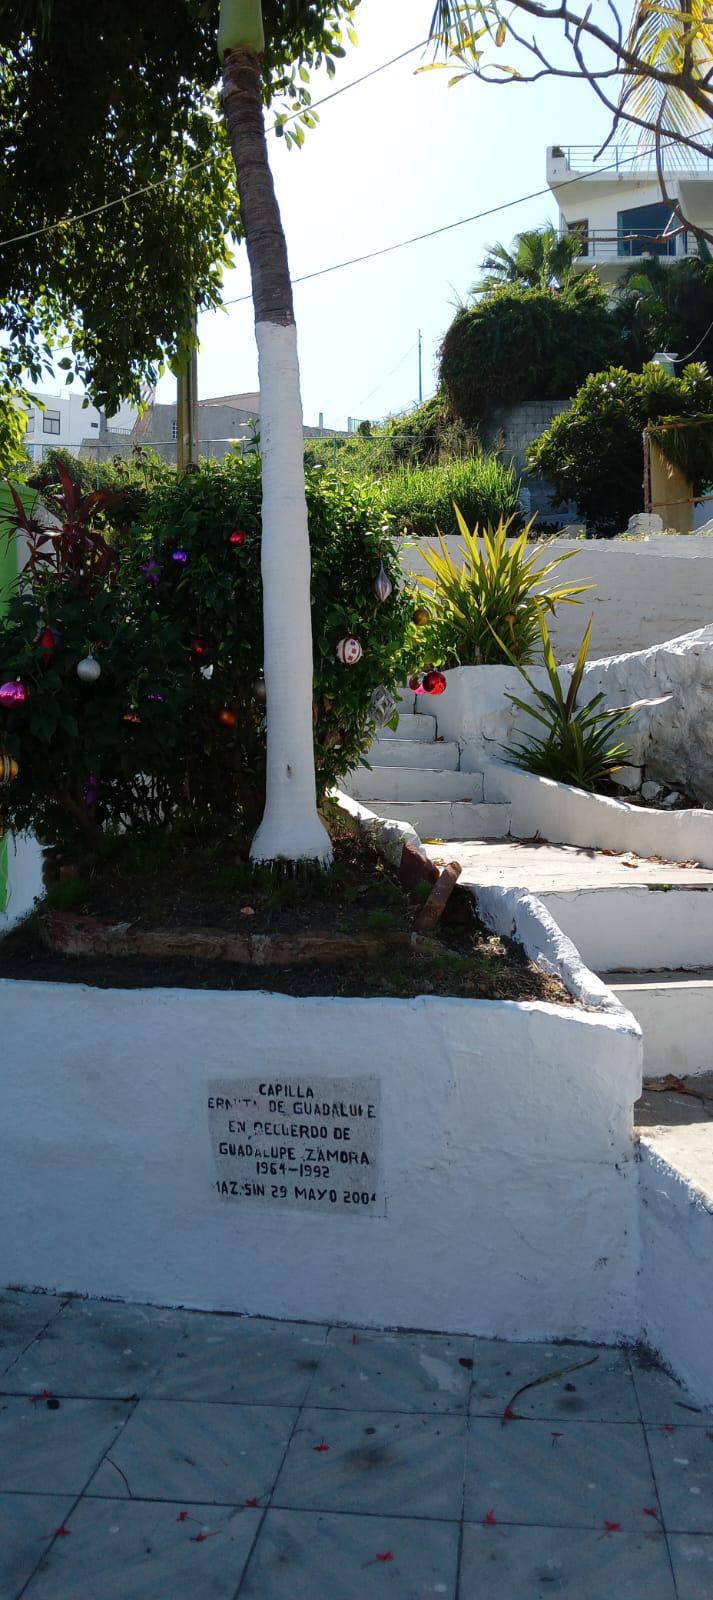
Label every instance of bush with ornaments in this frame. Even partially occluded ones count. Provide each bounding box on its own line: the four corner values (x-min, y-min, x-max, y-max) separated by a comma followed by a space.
0, 456, 427, 852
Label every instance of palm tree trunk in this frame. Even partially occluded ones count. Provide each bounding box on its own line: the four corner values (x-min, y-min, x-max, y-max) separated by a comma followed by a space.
220, 2, 332, 866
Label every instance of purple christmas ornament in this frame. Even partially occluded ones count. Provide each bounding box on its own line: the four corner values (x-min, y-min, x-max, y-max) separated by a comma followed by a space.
171, 549, 189, 565
0, 680, 29, 707
84, 774, 101, 807
140, 558, 161, 584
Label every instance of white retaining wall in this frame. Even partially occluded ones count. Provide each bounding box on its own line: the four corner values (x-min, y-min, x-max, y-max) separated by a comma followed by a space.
402, 536, 713, 661
0, 976, 641, 1344
639, 1142, 713, 1406
414, 626, 713, 806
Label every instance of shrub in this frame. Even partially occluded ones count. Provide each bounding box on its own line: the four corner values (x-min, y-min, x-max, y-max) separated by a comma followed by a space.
0, 456, 411, 852
407, 511, 589, 668
528, 361, 713, 535
440, 276, 626, 427
26, 444, 174, 532
303, 393, 479, 475
381, 456, 522, 539
505, 615, 634, 790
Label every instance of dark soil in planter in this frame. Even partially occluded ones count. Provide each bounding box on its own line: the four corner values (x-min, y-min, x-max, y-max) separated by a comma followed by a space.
0, 826, 572, 1005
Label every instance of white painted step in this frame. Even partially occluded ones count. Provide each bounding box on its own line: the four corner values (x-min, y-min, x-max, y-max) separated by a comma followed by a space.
344, 767, 485, 805
601, 968, 713, 1080
383, 714, 436, 743
540, 885, 713, 973
373, 801, 512, 841
366, 738, 459, 771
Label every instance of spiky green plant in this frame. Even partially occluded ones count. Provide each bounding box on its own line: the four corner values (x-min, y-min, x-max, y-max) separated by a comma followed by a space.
408, 508, 590, 668
505, 614, 634, 790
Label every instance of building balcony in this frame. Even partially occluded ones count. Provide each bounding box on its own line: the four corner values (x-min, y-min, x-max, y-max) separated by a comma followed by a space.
572, 226, 699, 264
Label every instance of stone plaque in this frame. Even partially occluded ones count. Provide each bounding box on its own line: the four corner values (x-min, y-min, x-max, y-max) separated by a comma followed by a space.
207, 1075, 384, 1216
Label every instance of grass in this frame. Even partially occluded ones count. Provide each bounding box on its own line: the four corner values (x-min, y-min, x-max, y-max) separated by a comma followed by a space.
381, 457, 522, 538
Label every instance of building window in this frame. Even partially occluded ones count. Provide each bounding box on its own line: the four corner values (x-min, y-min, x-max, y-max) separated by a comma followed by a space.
42, 410, 61, 435
171, 420, 178, 442
617, 203, 677, 258
567, 219, 589, 256
25, 409, 34, 434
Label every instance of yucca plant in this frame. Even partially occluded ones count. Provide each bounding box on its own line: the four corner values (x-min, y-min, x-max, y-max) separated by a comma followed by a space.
505, 614, 635, 791
409, 509, 590, 668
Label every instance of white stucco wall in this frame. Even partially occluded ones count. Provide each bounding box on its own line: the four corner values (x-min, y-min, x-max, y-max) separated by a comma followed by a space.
402, 538, 713, 661
0, 978, 641, 1343
485, 766, 713, 866
414, 626, 713, 805
638, 1142, 713, 1407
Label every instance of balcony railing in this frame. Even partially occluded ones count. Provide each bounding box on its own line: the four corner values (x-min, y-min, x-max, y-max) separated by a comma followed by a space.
551, 143, 713, 176
571, 227, 699, 262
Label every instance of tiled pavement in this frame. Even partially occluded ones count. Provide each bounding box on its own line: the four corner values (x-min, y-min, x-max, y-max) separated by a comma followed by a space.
1, 1293, 713, 1598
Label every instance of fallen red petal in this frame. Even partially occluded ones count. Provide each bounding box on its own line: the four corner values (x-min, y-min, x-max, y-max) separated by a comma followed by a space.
31, 1390, 55, 1404
664, 1424, 676, 1434
177, 1512, 190, 1523
484, 1510, 497, 1526
192, 1533, 208, 1543
53, 1527, 71, 1539
503, 1406, 516, 1421
314, 1440, 330, 1453
245, 1499, 259, 1508
376, 1552, 394, 1562
605, 1521, 622, 1533
643, 1507, 659, 1519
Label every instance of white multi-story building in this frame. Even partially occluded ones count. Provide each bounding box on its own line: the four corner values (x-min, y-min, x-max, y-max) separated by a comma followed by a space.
547, 144, 713, 283
22, 390, 137, 462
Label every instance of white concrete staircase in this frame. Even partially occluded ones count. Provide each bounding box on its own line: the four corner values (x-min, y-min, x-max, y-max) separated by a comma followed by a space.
601, 969, 713, 1081
343, 710, 512, 841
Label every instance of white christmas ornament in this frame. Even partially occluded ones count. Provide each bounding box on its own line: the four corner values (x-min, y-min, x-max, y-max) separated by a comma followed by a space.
335, 636, 363, 666
76, 653, 101, 684
370, 685, 397, 728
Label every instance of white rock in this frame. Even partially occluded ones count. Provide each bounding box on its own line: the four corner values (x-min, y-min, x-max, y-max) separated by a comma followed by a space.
627, 513, 664, 536
613, 765, 643, 792
661, 791, 683, 808
641, 781, 665, 802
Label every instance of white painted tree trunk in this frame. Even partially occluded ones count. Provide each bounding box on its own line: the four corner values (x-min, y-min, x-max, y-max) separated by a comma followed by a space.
249, 321, 332, 865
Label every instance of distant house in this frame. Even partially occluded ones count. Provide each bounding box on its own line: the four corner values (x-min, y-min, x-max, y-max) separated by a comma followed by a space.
22, 390, 137, 464
547, 143, 713, 286
132, 392, 342, 464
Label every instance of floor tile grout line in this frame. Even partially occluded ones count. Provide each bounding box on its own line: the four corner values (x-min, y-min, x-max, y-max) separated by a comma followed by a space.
455, 1335, 477, 1600
1, 1298, 73, 1383
15, 1389, 144, 1600
232, 1354, 317, 1600
0, 1387, 662, 1423
631, 1350, 682, 1600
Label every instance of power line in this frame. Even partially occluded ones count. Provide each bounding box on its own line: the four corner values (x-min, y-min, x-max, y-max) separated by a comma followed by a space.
222, 140, 683, 307
359, 342, 417, 404
0, 38, 430, 251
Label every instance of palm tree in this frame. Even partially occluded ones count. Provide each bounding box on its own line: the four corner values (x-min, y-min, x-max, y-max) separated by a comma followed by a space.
219, 0, 333, 866
615, 246, 713, 369
475, 226, 583, 295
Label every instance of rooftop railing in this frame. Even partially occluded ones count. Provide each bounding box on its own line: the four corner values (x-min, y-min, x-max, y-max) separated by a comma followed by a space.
551, 143, 713, 175
571, 226, 700, 261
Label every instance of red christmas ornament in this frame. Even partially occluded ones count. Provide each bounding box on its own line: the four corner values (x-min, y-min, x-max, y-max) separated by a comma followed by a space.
218, 707, 238, 729
422, 670, 447, 696
122, 706, 142, 727
38, 627, 59, 660
192, 638, 208, 657
229, 530, 246, 547
408, 673, 426, 696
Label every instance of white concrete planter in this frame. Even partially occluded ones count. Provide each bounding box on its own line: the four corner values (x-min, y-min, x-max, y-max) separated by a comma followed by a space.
0, 914, 641, 1343
486, 764, 713, 869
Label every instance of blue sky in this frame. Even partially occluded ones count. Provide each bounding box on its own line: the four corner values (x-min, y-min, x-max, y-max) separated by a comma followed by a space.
164, 0, 612, 429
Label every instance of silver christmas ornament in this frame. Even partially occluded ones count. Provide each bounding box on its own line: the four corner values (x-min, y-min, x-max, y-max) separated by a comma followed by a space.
370, 685, 398, 728
374, 561, 392, 603
200, 663, 214, 681
76, 653, 101, 684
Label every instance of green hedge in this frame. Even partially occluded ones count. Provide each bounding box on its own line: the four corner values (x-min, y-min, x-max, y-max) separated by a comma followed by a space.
379, 456, 522, 537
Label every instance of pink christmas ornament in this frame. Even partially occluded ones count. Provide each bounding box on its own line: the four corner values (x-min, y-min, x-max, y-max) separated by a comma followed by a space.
0, 680, 28, 707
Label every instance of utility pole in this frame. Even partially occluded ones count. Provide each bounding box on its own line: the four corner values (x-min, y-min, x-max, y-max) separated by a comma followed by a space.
418, 330, 423, 406
176, 303, 200, 473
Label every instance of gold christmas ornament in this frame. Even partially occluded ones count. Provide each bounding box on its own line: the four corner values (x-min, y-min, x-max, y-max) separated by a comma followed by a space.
0, 752, 19, 784
412, 607, 431, 627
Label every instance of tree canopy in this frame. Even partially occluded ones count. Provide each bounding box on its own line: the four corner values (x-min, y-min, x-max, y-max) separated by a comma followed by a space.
0, 0, 359, 411
475, 226, 582, 295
